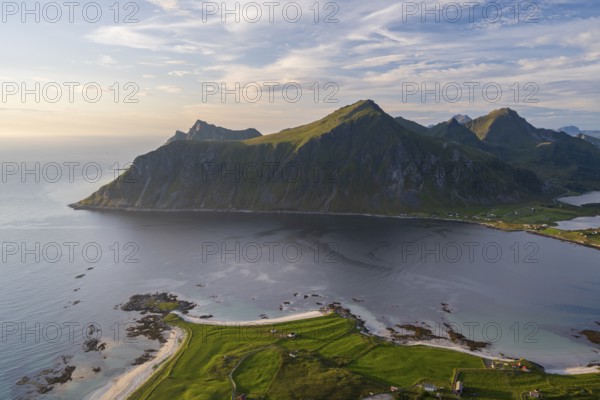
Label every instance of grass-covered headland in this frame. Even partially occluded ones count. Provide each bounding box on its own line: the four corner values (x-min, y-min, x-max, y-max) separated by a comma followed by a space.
128, 312, 600, 400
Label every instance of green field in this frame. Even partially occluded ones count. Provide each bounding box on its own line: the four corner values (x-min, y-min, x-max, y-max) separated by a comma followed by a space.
128, 313, 600, 400
457, 369, 600, 399
420, 202, 600, 249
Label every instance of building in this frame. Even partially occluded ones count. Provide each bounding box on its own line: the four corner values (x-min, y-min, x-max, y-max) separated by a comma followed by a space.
529, 389, 542, 398
454, 381, 463, 395
423, 383, 437, 392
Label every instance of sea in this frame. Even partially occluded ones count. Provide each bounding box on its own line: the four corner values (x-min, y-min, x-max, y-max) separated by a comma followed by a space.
1, 137, 599, 399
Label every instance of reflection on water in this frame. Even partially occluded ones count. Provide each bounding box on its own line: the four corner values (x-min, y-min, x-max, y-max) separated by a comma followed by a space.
556, 216, 600, 231
1, 138, 599, 399
558, 191, 600, 206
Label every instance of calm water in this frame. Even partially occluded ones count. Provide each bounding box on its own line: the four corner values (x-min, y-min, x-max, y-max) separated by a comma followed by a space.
556, 217, 600, 231
556, 192, 600, 229
1, 138, 599, 399
559, 191, 600, 206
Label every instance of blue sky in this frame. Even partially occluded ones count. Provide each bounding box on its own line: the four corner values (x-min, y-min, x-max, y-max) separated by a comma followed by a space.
1, 0, 599, 136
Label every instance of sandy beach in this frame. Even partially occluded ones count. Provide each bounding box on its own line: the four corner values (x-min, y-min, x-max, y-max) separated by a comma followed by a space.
546, 366, 600, 375
174, 309, 330, 325
87, 327, 184, 400
402, 341, 599, 375
86, 310, 327, 400
86, 307, 597, 400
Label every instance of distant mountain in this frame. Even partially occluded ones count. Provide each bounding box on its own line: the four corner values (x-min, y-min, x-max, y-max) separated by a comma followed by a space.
558, 126, 582, 136
73, 100, 544, 213
557, 126, 600, 138
441, 109, 600, 191
426, 118, 485, 149
395, 108, 600, 191
167, 120, 261, 143
393, 116, 429, 135
465, 108, 553, 148
452, 114, 472, 125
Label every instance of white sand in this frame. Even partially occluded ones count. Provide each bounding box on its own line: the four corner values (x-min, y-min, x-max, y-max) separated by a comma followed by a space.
87, 327, 184, 400
87, 308, 597, 400
174, 309, 329, 326
546, 366, 600, 375
404, 339, 514, 361
86, 310, 326, 400
407, 340, 600, 375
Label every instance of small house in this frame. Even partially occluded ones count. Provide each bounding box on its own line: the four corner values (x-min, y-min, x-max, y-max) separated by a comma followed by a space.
390, 386, 399, 392
529, 389, 542, 398
454, 381, 463, 395
286, 332, 296, 339
423, 383, 437, 392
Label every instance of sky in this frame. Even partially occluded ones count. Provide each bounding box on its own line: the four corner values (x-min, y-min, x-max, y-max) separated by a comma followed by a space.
0, 0, 599, 137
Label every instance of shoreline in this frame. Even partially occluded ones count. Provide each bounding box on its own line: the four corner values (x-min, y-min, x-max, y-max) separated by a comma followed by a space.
87, 309, 597, 400
174, 309, 598, 376
87, 327, 184, 400
70, 204, 600, 251
173, 309, 329, 325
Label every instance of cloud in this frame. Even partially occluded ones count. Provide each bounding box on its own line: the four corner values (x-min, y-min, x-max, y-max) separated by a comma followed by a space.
146, 0, 179, 11
76, 0, 600, 129
156, 85, 182, 93
168, 70, 192, 77
99, 55, 117, 66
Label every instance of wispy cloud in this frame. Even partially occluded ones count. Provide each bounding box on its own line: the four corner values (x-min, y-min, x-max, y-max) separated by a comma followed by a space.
2, 0, 600, 136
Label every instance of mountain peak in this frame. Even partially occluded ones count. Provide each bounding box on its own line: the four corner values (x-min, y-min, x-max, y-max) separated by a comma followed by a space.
466, 108, 537, 146
489, 108, 521, 119
447, 117, 462, 126
248, 100, 395, 148
191, 119, 211, 130
558, 125, 581, 135
452, 114, 472, 125
343, 99, 385, 116
167, 120, 261, 143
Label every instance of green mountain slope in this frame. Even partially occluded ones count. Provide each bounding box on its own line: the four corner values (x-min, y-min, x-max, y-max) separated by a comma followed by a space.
73, 100, 544, 213
427, 118, 486, 149
421, 108, 600, 191
465, 108, 545, 147
393, 116, 429, 135
577, 133, 600, 149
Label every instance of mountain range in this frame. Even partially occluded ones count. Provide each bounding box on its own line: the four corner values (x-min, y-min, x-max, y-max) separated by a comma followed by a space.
73, 100, 600, 213
557, 126, 600, 138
